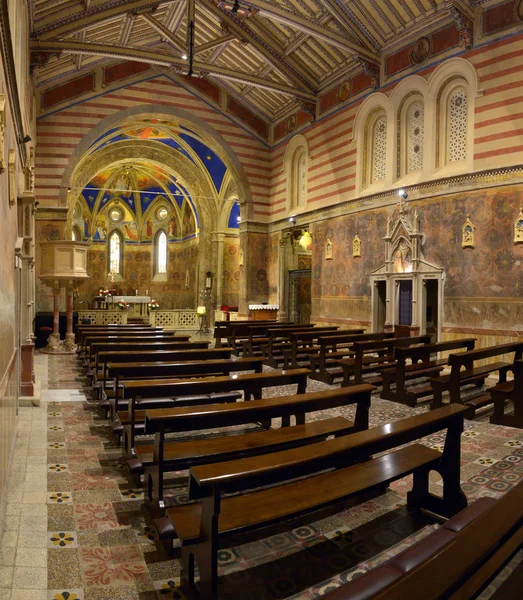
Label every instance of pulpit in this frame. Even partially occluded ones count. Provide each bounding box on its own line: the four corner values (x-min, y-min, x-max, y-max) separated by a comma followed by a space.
39, 241, 89, 353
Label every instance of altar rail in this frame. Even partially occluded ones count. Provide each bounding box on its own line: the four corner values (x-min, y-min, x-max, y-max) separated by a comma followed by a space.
77, 310, 128, 325
149, 310, 198, 330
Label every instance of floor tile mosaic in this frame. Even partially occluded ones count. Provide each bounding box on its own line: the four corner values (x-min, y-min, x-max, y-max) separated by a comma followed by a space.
2, 352, 523, 598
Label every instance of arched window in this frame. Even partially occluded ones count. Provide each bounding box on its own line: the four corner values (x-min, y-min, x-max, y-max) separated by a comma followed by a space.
155, 230, 167, 275
284, 135, 308, 213
447, 87, 467, 163
406, 100, 424, 173
366, 112, 387, 186
107, 230, 123, 276
436, 79, 471, 170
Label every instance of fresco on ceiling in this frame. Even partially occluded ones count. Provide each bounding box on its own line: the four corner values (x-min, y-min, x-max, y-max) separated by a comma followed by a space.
86, 118, 228, 194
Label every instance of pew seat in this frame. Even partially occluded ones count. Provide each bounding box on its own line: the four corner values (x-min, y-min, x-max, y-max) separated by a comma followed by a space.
127, 416, 353, 477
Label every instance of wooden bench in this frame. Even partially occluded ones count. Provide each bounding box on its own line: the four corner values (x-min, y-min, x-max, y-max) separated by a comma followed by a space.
338, 335, 432, 386
237, 322, 301, 357
105, 357, 264, 418
77, 327, 164, 351
77, 325, 160, 348
430, 341, 523, 416
83, 333, 188, 361
381, 338, 476, 406
490, 358, 523, 428
121, 368, 311, 457
260, 325, 321, 366
139, 385, 373, 513
309, 332, 395, 383
322, 481, 523, 600
164, 404, 468, 598
90, 340, 210, 383
225, 321, 292, 354
282, 328, 364, 369
97, 348, 234, 394
214, 320, 276, 348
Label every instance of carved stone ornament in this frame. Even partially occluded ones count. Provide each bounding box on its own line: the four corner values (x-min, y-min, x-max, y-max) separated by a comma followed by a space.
25, 146, 35, 193
325, 238, 333, 260
0, 94, 5, 173
462, 215, 475, 248
515, 206, 523, 243
353, 234, 361, 258
8, 148, 16, 206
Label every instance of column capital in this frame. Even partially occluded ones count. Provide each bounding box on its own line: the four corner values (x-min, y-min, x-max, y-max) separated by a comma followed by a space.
211, 231, 226, 243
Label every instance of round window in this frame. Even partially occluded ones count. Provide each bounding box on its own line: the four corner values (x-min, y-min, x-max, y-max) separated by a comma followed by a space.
156, 207, 168, 221
109, 207, 123, 223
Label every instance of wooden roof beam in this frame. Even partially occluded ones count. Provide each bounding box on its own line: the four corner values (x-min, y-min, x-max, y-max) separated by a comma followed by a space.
203, 0, 316, 92
241, 0, 380, 63
195, 35, 236, 55
30, 40, 317, 101
316, 0, 380, 51
35, 0, 171, 40
140, 13, 184, 53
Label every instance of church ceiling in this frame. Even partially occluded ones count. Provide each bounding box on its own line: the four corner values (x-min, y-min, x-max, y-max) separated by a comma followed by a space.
29, 0, 465, 121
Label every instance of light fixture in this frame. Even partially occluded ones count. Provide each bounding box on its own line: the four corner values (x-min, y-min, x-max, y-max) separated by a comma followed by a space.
231, 0, 240, 14
20, 134, 31, 144
236, 215, 241, 223
182, 54, 188, 60
289, 216, 296, 225
397, 189, 408, 200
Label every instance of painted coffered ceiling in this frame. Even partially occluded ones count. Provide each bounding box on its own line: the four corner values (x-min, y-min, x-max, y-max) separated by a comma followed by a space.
29, 0, 470, 122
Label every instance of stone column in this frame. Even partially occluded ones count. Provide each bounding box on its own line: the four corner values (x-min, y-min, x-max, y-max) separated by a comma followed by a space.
212, 232, 225, 310
277, 233, 291, 321
50, 282, 61, 348
65, 283, 77, 351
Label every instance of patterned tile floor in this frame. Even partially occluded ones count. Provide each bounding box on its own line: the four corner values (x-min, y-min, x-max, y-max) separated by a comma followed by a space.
2, 352, 523, 599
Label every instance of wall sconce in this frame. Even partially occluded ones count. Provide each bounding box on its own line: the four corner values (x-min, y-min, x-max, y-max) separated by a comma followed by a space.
397, 189, 408, 200
289, 216, 296, 225
205, 271, 213, 289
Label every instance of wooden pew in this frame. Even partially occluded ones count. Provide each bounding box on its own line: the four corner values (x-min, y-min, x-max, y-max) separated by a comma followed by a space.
97, 348, 234, 394
105, 357, 265, 418
236, 322, 297, 356
214, 320, 277, 348
164, 404, 468, 598
140, 385, 372, 513
430, 341, 523, 416
83, 333, 188, 360
121, 368, 311, 457
489, 358, 523, 427
90, 340, 210, 384
282, 328, 359, 369
322, 481, 523, 600
260, 325, 321, 366
338, 335, 432, 386
77, 326, 162, 350
309, 332, 393, 383
381, 338, 476, 406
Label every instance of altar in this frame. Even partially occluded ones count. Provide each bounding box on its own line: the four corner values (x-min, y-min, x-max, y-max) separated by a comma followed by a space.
108, 295, 151, 316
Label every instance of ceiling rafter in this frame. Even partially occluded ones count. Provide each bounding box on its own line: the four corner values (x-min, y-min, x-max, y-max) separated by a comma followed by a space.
240, 0, 380, 62
316, 0, 380, 51
203, 0, 316, 92
30, 39, 317, 100
33, 0, 171, 39
196, 34, 236, 55
140, 12, 184, 52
